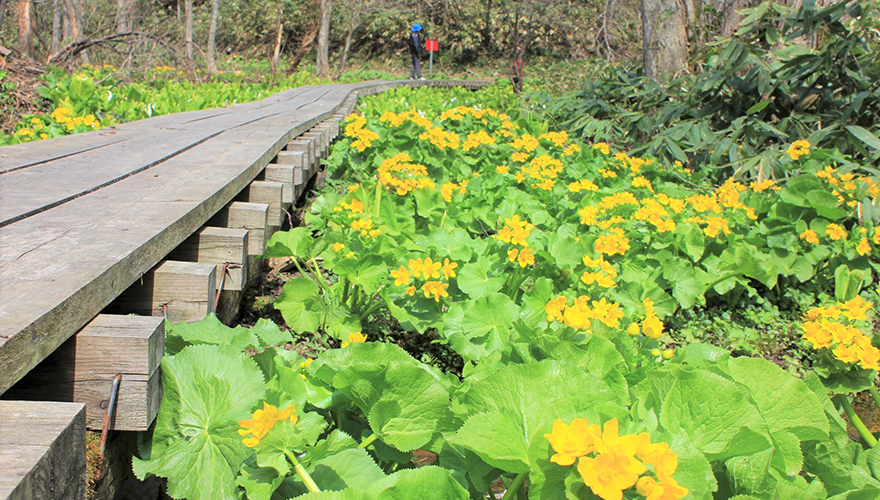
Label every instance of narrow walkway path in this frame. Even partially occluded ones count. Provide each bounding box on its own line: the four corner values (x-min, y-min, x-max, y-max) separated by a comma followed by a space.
0, 79, 485, 394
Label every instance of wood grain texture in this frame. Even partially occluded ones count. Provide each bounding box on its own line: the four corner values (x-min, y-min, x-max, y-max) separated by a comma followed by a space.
211, 202, 270, 257
168, 227, 249, 291
0, 80, 487, 395
238, 181, 284, 230
0, 401, 86, 500
108, 260, 217, 323
264, 164, 296, 205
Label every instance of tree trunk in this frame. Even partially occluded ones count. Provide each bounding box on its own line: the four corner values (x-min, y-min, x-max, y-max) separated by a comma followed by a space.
316, 0, 331, 77
270, 1, 283, 73
185, 0, 194, 71
52, 0, 63, 54
17, 0, 33, 58
207, 0, 220, 75
642, 0, 689, 80
720, 0, 750, 38
336, 14, 360, 77
0, 0, 8, 35
480, 0, 493, 50
63, 0, 88, 63
116, 0, 128, 33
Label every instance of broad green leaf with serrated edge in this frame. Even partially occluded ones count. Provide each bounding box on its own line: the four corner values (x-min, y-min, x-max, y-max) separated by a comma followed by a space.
133, 345, 265, 500
167, 313, 258, 351
251, 318, 293, 347
456, 258, 504, 298
274, 278, 324, 333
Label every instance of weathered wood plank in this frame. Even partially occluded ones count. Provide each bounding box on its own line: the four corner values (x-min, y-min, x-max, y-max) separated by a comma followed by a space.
168, 227, 249, 291
238, 181, 284, 231
0, 80, 487, 395
211, 202, 270, 257
110, 260, 217, 322
264, 164, 296, 206
0, 401, 87, 500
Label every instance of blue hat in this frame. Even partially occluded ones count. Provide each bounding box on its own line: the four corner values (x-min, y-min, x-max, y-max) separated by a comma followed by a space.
412, 24, 422, 32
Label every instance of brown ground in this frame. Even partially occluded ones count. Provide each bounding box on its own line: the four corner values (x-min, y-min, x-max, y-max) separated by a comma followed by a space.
0, 47, 46, 133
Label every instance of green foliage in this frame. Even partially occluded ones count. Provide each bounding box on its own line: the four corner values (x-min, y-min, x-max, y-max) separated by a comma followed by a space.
535, 0, 880, 178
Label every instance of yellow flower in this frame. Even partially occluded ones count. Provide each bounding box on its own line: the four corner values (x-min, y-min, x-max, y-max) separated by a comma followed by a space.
786, 139, 811, 160
800, 229, 819, 244
333, 242, 345, 252
857, 237, 871, 256
826, 223, 847, 241
517, 248, 535, 267
299, 358, 313, 370
577, 450, 646, 500
421, 281, 449, 302
496, 165, 510, 174
636, 476, 689, 500
341, 332, 367, 348
545, 296, 567, 322
593, 142, 611, 155
642, 315, 664, 339
441, 258, 458, 278
405, 285, 416, 296
391, 265, 412, 286
422, 257, 442, 279
40, 133, 49, 140
238, 402, 297, 448
350, 218, 374, 231
543, 418, 601, 466
508, 248, 519, 262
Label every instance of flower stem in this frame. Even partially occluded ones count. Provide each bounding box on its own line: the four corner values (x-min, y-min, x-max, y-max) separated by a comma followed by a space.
285, 450, 321, 492
500, 472, 527, 500
835, 394, 878, 447
870, 384, 880, 413
358, 433, 378, 449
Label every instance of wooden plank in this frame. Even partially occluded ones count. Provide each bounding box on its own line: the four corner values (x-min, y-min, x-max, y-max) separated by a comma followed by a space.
264, 164, 296, 206
211, 202, 270, 257
168, 227, 249, 291
238, 181, 284, 231
286, 139, 316, 176
0, 80, 486, 395
109, 260, 217, 323
0, 401, 86, 500
276, 150, 308, 169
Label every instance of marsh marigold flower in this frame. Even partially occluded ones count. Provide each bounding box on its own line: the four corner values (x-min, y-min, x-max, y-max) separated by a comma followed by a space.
239, 403, 297, 448
800, 229, 819, 244
826, 224, 847, 241
543, 418, 601, 465
341, 332, 367, 348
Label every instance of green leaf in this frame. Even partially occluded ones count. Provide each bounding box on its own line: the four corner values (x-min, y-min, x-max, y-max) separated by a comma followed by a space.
264, 227, 319, 258
448, 294, 519, 359
255, 413, 327, 475
251, 318, 293, 348
307, 448, 386, 492
456, 258, 505, 299
166, 313, 258, 352
133, 345, 266, 500
845, 125, 880, 151
275, 278, 324, 333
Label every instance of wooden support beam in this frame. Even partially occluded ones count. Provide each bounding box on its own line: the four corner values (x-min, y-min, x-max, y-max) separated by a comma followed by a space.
263, 164, 296, 207
0, 401, 87, 500
238, 181, 284, 235
211, 202, 270, 257
168, 227, 249, 292
109, 261, 217, 323
287, 138, 317, 177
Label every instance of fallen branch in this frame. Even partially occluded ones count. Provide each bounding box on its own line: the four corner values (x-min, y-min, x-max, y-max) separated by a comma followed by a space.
47, 31, 170, 66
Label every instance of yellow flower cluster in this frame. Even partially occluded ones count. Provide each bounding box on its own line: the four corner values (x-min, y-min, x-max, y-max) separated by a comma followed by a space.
815, 166, 878, 206
507, 247, 535, 267
539, 131, 568, 147
593, 142, 611, 155
441, 180, 468, 202
340, 331, 367, 347
51, 107, 98, 131
787, 139, 811, 160
439, 105, 503, 121
633, 199, 675, 233
520, 155, 563, 191
334, 198, 364, 215
391, 257, 458, 302
563, 144, 582, 156
750, 179, 779, 192
509, 134, 539, 152
350, 217, 381, 238
496, 215, 535, 247
802, 297, 880, 370
344, 114, 380, 152
462, 130, 495, 150
544, 418, 687, 500
581, 256, 617, 289
377, 153, 435, 195
569, 179, 600, 193
420, 126, 461, 150
545, 296, 624, 330
595, 228, 631, 256
238, 402, 298, 448
379, 109, 433, 128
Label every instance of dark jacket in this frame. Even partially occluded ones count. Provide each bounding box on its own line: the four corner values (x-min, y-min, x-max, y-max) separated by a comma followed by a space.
409, 32, 423, 57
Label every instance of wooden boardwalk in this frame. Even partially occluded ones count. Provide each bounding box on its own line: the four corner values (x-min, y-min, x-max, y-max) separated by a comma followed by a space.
0, 79, 484, 396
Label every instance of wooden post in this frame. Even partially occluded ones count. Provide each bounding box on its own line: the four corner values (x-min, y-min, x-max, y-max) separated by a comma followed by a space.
0, 401, 87, 500
287, 139, 317, 177
263, 164, 296, 208
109, 261, 217, 323
168, 227, 249, 292
1, 315, 164, 431
237, 181, 284, 236
210, 202, 270, 257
